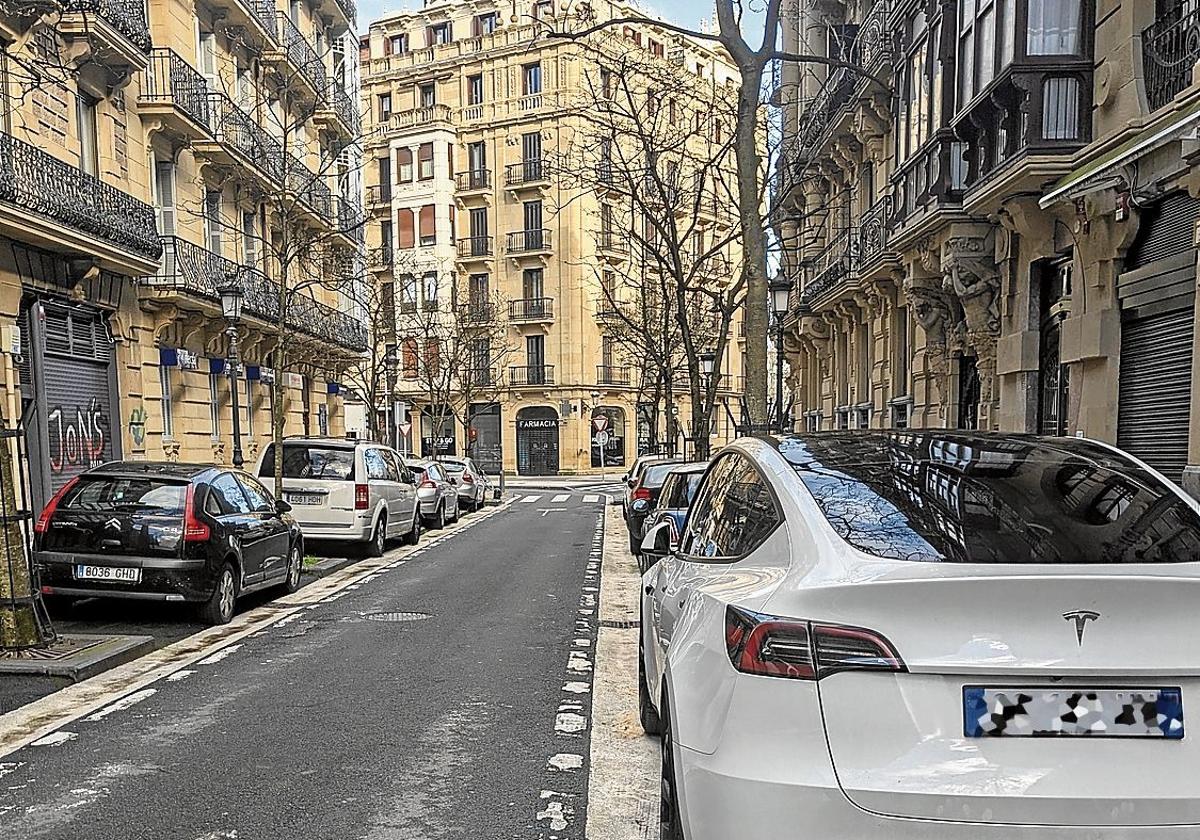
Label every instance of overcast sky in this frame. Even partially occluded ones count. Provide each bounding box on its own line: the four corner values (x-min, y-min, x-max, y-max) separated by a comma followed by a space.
356, 0, 709, 32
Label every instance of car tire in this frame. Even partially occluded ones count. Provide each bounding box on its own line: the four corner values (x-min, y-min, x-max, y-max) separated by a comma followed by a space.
660, 691, 684, 840
434, 503, 446, 529
639, 623, 662, 736
199, 562, 238, 626
403, 509, 422, 545
365, 515, 386, 557
449, 499, 459, 524
280, 542, 303, 594
629, 529, 642, 557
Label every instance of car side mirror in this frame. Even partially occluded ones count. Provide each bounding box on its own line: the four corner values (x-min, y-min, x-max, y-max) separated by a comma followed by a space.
275, 499, 293, 514
448, 476, 458, 486
640, 521, 673, 566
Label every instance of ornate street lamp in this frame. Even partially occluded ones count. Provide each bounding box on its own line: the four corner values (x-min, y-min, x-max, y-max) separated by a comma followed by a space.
384, 341, 399, 448
218, 274, 245, 469
768, 272, 794, 434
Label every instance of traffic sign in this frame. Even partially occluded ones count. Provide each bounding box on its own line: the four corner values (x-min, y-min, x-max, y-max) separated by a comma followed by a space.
397, 422, 412, 436
592, 416, 609, 433
594, 430, 611, 447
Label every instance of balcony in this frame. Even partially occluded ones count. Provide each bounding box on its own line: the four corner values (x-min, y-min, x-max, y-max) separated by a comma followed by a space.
800, 230, 859, 307
858, 195, 895, 270
459, 302, 496, 324
61, 0, 152, 69
140, 49, 214, 140
596, 365, 630, 386
456, 168, 492, 192
509, 297, 554, 323
146, 236, 367, 353
0, 131, 160, 272
316, 81, 360, 139
365, 184, 391, 210
457, 236, 494, 260
367, 247, 394, 271
506, 228, 552, 255
1143, 7, 1200, 111
597, 231, 629, 257
508, 365, 555, 387
286, 154, 333, 222
505, 159, 550, 188
595, 163, 629, 193
371, 105, 454, 142
199, 93, 286, 184
273, 12, 328, 101
463, 368, 500, 388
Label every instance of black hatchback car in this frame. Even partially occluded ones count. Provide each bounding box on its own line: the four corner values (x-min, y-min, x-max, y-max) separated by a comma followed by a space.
35, 462, 303, 625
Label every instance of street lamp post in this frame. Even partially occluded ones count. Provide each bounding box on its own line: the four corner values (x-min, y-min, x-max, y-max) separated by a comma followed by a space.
769, 273, 794, 434
384, 342, 398, 448
218, 276, 246, 469
698, 349, 716, 457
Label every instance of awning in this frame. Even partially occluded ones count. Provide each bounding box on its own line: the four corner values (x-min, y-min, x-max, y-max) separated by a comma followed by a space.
1040, 98, 1200, 209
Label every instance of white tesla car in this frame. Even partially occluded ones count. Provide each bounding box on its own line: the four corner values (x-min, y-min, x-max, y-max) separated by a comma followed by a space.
638, 431, 1200, 839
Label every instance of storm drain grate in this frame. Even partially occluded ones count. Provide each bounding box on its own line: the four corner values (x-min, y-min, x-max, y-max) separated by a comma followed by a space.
599, 619, 639, 629
360, 611, 431, 623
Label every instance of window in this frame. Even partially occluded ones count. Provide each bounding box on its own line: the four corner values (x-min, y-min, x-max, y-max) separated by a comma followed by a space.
364, 448, 389, 480
467, 74, 484, 105
396, 147, 413, 182
236, 474, 275, 512
198, 31, 218, 89
424, 339, 441, 376
209, 473, 252, 515
400, 274, 418, 312
154, 160, 176, 236
526, 334, 545, 377
418, 142, 434, 180
600, 66, 614, 99
205, 190, 222, 254
649, 39, 664, 58
209, 368, 221, 439
469, 206, 488, 239
474, 13, 498, 35
895, 306, 910, 396
419, 204, 436, 246
378, 93, 392, 122
402, 338, 418, 378
469, 273, 490, 306
467, 141, 486, 178
521, 132, 543, 179
1042, 76, 1081, 139
388, 33, 408, 55
422, 271, 439, 307
1027, 0, 1081, 55
680, 455, 780, 560
160, 363, 174, 439
397, 208, 415, 248
419, 82, 436, 107
242, 211, 258, 269
377, 155, 392, 200
380, 219, 394, 260
76, 93, 98, 176
427, 21, 452, 46
522, 267, 544, 299
533, 0, 553, 20
522, 62, 542, 95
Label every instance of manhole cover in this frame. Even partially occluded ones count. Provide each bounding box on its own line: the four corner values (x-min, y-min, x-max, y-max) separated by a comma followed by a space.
599, 619, 638, 629
361, 611, 431, 623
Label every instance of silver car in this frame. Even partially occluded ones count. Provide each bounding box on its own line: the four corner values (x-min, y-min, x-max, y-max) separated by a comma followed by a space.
439, 456, 489, 512
256, 438, 421, 556
405, 460, 460, 528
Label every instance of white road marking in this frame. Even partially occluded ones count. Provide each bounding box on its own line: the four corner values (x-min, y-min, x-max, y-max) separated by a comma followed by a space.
562, 681, 591, 694
521, 495, 542, 503
552, 494, 571, 503
85, 688, 157, 722
196, 644, 242, 666
583, 494, 600, 503
539, 508, 567, 516
548, 753, 584, 772
537, 794, 570, 831
30, 731, 77, 747
165, 670, 195, 682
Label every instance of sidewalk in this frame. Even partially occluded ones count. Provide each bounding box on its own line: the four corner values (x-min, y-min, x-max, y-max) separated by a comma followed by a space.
587, 503, 659, 840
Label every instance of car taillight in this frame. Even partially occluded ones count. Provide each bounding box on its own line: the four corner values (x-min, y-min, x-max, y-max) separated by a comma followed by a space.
418, 479, 436, 490
183, 483, 210, 542
355, 483, 369, 510
34, 476, 80, 534
632, 487, 652, 502
462, 473, 474, 484
724, 606, 905, 681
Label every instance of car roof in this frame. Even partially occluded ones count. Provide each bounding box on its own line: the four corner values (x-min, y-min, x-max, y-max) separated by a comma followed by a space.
279, 437, 359, 449
666, 462, 708, 475
86, 461, 216, 480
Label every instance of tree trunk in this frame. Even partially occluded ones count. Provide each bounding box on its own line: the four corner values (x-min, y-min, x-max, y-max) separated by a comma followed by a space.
0, 411, 47, 649
735, 62, 770, 428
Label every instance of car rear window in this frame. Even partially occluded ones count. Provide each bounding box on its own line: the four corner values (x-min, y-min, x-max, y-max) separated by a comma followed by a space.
60, 477, 187, 515
441, 462, 466, 474
642, 463, 683, 488
260, 444, 355, 481
663, 471, 705, 508
779, 433, 1200, 564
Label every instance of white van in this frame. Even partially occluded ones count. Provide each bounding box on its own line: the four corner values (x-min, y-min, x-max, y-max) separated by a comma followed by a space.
255, 438, 421, 555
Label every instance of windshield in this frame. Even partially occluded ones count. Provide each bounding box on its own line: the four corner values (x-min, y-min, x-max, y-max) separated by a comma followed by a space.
779, 432, 1200, 564
663, 471, 705, 508
59, 477, 187, 514
260, 444, 356, 481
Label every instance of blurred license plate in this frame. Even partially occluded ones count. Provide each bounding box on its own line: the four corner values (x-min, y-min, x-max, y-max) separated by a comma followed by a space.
289, 493, 323, 505
75, 565, 140, 584
964, 687, 1184, 739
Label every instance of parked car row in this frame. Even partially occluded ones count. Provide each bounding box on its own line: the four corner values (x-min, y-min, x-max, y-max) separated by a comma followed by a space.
34, 436, 497, 627
633, 431, 1200, 839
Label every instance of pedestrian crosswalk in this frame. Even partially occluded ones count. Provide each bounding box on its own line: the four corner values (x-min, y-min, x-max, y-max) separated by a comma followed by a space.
514, 493, 610, 506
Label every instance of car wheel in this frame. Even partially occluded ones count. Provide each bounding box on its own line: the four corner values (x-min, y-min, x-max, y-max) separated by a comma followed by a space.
281, 543, 302, 594
639, 622, 662, 736
366, 515, 386, 557
436, 503, 446, 529
403, 508, 422, 545
200, 563, 238, 626
449, 498, 459, 523
660, 692, 684, 840
629, 529, 642, 557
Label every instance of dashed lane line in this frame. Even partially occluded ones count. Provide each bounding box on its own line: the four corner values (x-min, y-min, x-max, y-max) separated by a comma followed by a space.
552, 494, 571, 503
521, 495, 542, 503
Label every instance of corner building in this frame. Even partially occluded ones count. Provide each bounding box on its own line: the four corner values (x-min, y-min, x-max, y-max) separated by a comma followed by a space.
782, 0, 1200, 495
360, 0, 745, 475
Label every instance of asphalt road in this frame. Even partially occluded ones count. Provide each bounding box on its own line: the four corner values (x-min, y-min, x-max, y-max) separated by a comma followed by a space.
0, 494, 606, 839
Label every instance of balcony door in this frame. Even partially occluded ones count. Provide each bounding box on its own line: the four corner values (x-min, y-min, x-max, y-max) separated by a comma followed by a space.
467, 141, 487, 181
522, 132, 543, 180
526, 334, 545, 383
522, 268, 544, 302
523, 200, 544, 249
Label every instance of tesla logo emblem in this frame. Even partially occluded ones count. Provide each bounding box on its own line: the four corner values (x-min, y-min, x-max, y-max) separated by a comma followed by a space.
104, 518, 121, 530
1063, 610, 1100, 646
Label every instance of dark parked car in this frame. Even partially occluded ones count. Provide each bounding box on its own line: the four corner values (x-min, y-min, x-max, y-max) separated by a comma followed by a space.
637, 462, 707, 573
34, 462, 304, 626
624, 459, 683, 555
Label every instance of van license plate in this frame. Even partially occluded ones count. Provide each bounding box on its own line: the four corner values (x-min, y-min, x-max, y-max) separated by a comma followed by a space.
289, 494, 323, 505
964, 687, 1184, 739
75, 565, 141, 584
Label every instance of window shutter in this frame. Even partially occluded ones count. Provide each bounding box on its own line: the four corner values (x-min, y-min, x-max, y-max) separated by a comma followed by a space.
397, 208, 415, 248
419, 205, 436, 241
396, 147, 413, 181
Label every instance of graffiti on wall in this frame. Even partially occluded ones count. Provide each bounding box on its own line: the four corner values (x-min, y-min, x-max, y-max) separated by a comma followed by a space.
128, 406, 147, 447
48, 398, 109, 473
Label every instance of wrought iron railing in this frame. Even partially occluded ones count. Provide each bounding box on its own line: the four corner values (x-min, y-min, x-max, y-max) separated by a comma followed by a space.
276, 12, 328, 96
1143, 7, 1200, 111
598, 231, 628, 254
365, 184, 391, 205
64, 0, 152, 52
337, 197, 365, 242
148, 236, 366, 352
286, 153, 333, 219
456, 169, 491, 190
459, 302, 496, 323
796, 69, 858, 160
506, 228, 552, 253
327, 81, 360, 134
143, 49, 213, 131
367, 246, 393, 269
506, 159, 548, 186
857, 0, 893, 72
508, 365, 555, 386
858, 194, 893, 267
245, 0, 279, 40
463, 368, 498, 388
457, 236, 494, 258
331, 0, 356, 27
0, 132, 160, 260
800, 229, 859, 304
208, 93, 286, 182
509, 297, 554, 321
597, 365, 630, 386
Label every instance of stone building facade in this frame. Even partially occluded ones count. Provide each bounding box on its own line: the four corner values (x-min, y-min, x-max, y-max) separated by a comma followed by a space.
360, 0, 745, 476
781, 0, 1200, 491
0, 0, 365, 513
